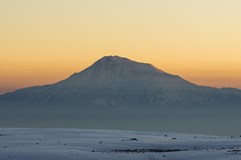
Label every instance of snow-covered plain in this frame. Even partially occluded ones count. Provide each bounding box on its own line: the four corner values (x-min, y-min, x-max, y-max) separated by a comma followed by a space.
0, 128, 241, 160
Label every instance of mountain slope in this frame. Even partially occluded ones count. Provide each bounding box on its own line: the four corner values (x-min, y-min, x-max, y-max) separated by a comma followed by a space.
1, 55, 241, 107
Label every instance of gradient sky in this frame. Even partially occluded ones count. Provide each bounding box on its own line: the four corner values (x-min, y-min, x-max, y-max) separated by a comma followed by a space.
1, 0, 241, 94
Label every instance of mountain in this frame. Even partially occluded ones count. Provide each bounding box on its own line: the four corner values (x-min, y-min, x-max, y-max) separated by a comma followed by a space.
1, 56, 241, 136
1, 55, 241, 107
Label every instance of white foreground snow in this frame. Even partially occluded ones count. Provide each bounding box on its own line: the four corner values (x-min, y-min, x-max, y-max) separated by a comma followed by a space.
0, 128, 241, 160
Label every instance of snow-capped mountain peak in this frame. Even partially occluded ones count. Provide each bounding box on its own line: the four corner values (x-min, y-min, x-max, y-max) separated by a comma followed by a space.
81, 55, 166, 76
0, 55, 241, 107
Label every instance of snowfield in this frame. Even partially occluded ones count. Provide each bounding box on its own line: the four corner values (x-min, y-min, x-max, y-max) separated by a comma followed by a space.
0, 128, 241, 160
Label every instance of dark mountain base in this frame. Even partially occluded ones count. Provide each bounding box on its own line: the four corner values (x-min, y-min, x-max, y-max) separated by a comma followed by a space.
1, 103, 241, 136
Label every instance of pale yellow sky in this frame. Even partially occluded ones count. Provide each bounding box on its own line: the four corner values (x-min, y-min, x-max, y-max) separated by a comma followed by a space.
0, 0, 241, 94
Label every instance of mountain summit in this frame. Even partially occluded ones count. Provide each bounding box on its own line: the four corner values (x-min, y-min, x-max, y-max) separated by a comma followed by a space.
70, 56, 166, 79
1, 56, 241, 107
91, 55, 165, 73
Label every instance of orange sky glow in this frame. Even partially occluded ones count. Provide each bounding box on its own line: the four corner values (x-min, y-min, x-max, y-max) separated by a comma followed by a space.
0, 0, 241, 94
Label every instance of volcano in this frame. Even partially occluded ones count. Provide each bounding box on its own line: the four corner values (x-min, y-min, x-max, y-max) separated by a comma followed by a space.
1, 56, 241, 135
1, 55, 241, 107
